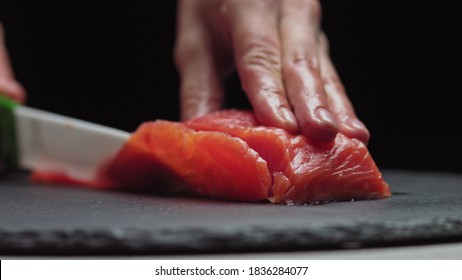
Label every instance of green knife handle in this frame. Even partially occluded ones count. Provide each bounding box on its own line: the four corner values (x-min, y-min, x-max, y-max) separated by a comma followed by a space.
0, 95, 19, 172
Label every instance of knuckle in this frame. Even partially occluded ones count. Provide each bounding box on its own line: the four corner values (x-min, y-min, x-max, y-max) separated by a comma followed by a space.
256, 83, 283, 98
239, 36, 281, 73
255, 0, 278, 7
318, 32, 330, 50
322, 75, 345, 92
305, 0, 322, 20
181, 87, 222, 108
284, 0, 321, 21
225, 0, 277, 17
228, 0, 276, 9
181, 87, 206, 102
173, 33, 203, 68
181, 88, 207, 106
285, 51, 319, 71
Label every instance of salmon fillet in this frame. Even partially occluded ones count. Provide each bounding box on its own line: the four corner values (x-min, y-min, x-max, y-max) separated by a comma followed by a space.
33, 110, 390, 203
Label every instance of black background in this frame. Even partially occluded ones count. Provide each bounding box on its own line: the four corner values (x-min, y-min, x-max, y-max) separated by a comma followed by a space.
1, 1, 461, 172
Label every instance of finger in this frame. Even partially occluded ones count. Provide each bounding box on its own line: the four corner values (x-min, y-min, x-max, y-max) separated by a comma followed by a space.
0, 22, 25, 102
280, 0, 338, 142
317, 33, 370, 144
175, 1, 224, 121
0, 22, 14, 79
226, 0, 298, 133
0, 78, 26, 102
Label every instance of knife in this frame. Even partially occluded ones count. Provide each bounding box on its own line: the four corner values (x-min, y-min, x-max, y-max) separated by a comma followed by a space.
0, 95, 130, 181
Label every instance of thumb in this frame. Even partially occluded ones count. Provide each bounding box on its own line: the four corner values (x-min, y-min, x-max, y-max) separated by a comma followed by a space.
0, 22, 26, 103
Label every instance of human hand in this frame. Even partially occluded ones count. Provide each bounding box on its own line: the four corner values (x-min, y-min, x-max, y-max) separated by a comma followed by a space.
1, 21, 25, 174
0, 22, 26, 103
175, 0, 369, 143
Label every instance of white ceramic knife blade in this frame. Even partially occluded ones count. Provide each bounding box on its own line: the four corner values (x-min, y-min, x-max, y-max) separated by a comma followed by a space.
2, 99, 130, 181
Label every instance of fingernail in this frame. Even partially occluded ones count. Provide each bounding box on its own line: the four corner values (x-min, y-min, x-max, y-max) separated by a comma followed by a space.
315, 107, 338, 129
348, 118, 367, 131
279, 107, 296, 123
279, 107, 298, 133
345, 118, 370, 144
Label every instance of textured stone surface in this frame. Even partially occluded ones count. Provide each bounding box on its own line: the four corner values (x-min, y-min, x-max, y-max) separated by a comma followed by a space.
1, 170, 462, 255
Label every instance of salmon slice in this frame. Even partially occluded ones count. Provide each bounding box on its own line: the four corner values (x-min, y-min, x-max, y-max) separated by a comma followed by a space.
33, 110, 390, 203
186, 110, 391, 203
104, 120, 271, 201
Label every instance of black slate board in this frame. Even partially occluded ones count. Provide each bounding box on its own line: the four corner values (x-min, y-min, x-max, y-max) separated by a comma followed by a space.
1, 170, 462, 255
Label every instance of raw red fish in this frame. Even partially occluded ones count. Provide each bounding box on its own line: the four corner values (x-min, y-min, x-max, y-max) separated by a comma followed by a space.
32, 110, 390, 203
186, 110, 390, 203
104, 120, 271, 201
